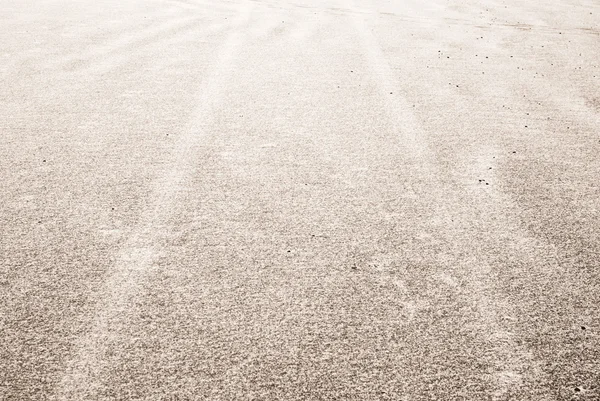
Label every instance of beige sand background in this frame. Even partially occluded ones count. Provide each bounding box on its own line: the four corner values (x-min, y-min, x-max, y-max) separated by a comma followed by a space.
1, 0, 599, 399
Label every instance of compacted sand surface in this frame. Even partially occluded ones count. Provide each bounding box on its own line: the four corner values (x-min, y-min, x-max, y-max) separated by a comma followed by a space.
1, 0, 599, 399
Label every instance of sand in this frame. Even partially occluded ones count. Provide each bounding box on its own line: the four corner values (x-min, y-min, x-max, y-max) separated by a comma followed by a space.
1, 0, 599, 399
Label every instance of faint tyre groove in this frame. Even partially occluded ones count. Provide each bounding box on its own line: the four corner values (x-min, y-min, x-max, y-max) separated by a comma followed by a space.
51, 2, 253, 399
346, 1, 543, 398
48, 16, 208, 74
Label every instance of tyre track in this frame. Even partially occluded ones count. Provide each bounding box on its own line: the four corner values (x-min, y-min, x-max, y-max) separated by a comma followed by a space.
345, 1, 542, 398
52, 2, 253, 399
46, 16, 229, 76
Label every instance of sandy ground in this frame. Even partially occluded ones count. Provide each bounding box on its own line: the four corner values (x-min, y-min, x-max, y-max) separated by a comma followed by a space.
1, 0, 599, 399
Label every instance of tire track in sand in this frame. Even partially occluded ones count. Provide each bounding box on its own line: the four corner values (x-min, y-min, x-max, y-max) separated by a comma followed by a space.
345, 1, 540, 398
52, 2, 253, 399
